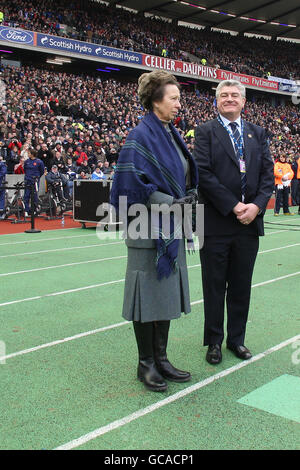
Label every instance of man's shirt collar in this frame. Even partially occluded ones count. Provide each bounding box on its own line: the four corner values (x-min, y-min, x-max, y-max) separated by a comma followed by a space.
219, 114, 242, 130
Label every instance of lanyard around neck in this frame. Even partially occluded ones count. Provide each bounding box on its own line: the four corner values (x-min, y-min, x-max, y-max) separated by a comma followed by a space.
217, 115, 244, 159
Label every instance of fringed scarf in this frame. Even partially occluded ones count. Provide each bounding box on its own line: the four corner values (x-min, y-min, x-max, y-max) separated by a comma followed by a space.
110, 111, 198, 280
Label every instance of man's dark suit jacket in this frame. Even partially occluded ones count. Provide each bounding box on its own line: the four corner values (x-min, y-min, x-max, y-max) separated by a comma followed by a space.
193, 118, 274, 236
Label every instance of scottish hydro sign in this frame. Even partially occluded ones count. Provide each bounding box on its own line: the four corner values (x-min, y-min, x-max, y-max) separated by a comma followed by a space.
36, 33, 142, 64
0, 27, 34, 45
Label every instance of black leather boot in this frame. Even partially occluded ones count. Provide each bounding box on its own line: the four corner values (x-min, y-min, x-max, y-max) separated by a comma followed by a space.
133, 321, 168, 392
153, 321, 191, 383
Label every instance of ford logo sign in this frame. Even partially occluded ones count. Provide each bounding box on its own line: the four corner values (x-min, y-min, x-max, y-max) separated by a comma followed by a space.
0, 28, 33, 44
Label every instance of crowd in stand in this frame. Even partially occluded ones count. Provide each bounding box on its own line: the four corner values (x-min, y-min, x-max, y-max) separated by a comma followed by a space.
1, 0, 300, 80
0, 64, 299, 179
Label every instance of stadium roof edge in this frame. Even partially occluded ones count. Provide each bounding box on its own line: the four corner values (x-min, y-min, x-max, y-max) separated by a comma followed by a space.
99, 0, 300, 41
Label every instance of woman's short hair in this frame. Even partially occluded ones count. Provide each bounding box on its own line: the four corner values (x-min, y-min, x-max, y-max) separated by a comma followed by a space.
138, 71, 180, 111
216, 80, 246, 99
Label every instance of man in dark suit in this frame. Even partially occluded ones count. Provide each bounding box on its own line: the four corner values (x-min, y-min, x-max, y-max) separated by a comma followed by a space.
193, 80, 274, 364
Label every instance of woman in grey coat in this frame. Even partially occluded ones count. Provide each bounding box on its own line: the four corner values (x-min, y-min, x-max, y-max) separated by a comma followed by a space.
110, 71, 198, 392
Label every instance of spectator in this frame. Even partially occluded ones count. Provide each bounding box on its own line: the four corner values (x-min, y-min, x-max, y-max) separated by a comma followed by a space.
291, 154, 300, 208
37, 143, 53, 171
274, 154, 294, 216
106, 146, 118, 164
14, 156, 25, 174
76, 150, 88, 167
102, 160, 113, 176
86, 145, 98, 170
7, 143, 20, 174
77, 159, 91, 176
76, 170, 90, 180
52, 151, 66, 173
91, 167, 106, 180
64, 157, 77, 196
0, 157, 7, 219
95, 146, 106, 164
46, 164, 70, 202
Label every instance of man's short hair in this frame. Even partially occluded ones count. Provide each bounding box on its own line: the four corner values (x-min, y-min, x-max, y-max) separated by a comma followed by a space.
216, 80, 246, 99
29, 148, 37, 158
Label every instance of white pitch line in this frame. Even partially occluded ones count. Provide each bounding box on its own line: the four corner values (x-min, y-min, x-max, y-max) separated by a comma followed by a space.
1, 263, 300, 309
0, 227, 79, 237
54, 334, 300, 450
264, 217, 300, 223
0, 227, 288, 247
1, 242, 298, 278
264, 212, 300, 219
264, 230, 288, 235
259, 243, 300, 254
0, 270, 299, 361
252, 272, 300, 288
0, 278, 125, 308
0, 321, 129, 361
0, 233, 97, 247
191, 299, 203, 306
0, 255, 127, 277
189, 243, 300, 257
1, 225, 298, 259
0, 241, 123, 259
0, 264, 201, 306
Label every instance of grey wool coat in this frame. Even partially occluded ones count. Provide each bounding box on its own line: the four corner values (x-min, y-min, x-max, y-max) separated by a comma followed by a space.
122, 151, 192, 323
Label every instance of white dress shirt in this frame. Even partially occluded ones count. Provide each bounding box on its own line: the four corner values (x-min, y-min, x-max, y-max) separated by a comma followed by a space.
219, 114, 242, 152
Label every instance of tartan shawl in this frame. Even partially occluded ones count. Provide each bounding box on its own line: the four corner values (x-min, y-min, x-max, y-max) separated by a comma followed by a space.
110, 111, 198, 280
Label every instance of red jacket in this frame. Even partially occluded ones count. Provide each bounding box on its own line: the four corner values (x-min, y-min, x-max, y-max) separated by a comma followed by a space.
76, 152, 88, 166
8, 141, 22, 153
14, 164, 25, 174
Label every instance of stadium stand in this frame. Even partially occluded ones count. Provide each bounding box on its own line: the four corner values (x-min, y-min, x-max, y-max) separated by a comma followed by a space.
0, 0, 299, 220
0, 0, 300, 452
0, 64, 299, 177
0, 0, 300, 80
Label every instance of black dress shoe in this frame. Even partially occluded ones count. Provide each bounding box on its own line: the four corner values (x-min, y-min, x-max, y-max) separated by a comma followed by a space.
227, 344, 252, 360
156, 358, 191, 383
137, 359, 168, 392
206, 344, 222, 364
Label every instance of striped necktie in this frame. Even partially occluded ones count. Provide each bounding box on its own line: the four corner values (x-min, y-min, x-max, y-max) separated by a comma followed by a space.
229, 122, 247, 199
